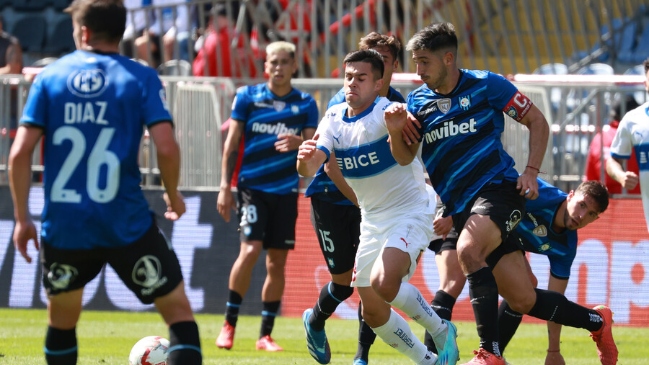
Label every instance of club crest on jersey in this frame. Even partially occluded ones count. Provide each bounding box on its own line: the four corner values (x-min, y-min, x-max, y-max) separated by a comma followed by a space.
505, 210, 522, 232
67, 69, 109, 98
458, 95, 471, 110
533, 225, 548, 237
438, 98, 451, 113
539, 243, 551, 252
291, 105, 300, 114
273, 101, 286, 112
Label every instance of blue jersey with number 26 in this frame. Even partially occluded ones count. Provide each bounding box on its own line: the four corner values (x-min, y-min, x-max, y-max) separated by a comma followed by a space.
20, 50, 172, 249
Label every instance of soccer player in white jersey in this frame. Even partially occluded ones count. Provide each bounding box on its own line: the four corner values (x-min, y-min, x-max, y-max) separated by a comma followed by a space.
297, 49, 459, 365
607, 57, 649, 232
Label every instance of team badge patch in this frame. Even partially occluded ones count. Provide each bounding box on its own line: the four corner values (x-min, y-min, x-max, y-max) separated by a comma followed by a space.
67, 69, 109, 98
505, 210, 522, 232
533, 225, 548, 237
273, 101, 286, 112
438, 98, 451, 113
458, 95, 471, 110
539, 243, 551, 252
47, 263, 79, 289
506, 106, 518, 120
291, 105, 300, 114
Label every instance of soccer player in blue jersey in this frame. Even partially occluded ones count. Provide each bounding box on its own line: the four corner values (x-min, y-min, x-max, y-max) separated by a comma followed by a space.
494, 179, 610, 364
302, 32, 405, 365
215, 41, 319, 352
297, 49, 459, 365
7, 0, 202, 364
389, 22, 616, 365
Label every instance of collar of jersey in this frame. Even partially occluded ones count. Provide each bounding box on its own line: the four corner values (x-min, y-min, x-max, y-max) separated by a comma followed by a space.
342, 100, 377, 123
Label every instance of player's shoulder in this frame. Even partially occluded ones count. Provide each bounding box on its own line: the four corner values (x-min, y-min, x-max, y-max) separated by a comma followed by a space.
324, 102, 346, 119
621, 102, 649, 123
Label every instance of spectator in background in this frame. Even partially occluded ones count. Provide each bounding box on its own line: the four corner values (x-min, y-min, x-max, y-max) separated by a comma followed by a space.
121, 0, 148, 60
134, 0, 190, 67
192, 3, 255, 77
585, 95, 641, 194
0, 15, 22, 75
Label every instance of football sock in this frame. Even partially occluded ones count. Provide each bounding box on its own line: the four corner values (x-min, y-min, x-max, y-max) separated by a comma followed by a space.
167, 321, 202, 365
497, 300, 523, 353
389, 282, 446, 338
468, 267, 501, 356
528, 288, 603, 332
44, 326, 77, 365
425, 290, 457, 353
371, 309, 434, 364
310, 281, 354, 331
225, 290, 242, 327
355, 301, 376, 361
260, 301, 281, 337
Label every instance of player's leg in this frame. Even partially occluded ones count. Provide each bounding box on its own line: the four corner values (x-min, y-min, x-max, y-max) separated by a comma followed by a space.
495, 250, 537, 354
424, 246, 465, 353
111, 223, 202, 364
217, 188, 268, 349
256, 191, 298, 351
41, 243, 104, 365
457, 181, 525, 363
304, 198, 361, 363
492, 250, 618, 364
358, 286, 436, 365
47, 289, 84, 365
372, 215, 458, 364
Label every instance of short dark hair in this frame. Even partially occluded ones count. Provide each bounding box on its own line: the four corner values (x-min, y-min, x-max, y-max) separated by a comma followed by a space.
406, 22, 458, 53
343, 49, 385, 80
359, 32, 401, 62
65, 0, 126, 44
576, 180, 609, 213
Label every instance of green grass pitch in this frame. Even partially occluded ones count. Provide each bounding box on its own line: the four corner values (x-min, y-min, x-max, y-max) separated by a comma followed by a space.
0, 308, 647, 364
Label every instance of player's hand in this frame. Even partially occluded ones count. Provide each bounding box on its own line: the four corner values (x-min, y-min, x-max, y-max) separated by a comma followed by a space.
13, 219, 39, 263
621, 171, 639, 191
275, 133, 303, 152
544, 351, 565, 365
517, 170, 539, 199
433, 215, 453, 239
163, 191, 186, 221
297, 134, 319, 161
217, 188, 235, 222
384, 102, 408, 133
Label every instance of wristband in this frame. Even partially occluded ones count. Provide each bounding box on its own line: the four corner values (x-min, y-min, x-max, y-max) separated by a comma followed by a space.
526, 165, 545, 174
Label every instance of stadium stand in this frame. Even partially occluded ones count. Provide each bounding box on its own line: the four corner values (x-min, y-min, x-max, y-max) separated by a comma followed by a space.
42, 15, 74, 55
158, 59, 192, 76
10, 14, 46, 52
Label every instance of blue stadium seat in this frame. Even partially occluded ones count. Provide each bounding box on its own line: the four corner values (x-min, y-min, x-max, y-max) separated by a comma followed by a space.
10, 14, 47, 52
12, 0, 51, 11
52, 0, 71, 10
42, 16, 75, 55
625, 18, 649, 64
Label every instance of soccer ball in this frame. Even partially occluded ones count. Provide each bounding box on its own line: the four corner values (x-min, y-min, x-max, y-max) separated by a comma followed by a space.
128, 336, 170, 365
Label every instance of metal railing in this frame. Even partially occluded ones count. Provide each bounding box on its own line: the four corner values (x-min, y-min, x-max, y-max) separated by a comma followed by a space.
126, 0, 647, 78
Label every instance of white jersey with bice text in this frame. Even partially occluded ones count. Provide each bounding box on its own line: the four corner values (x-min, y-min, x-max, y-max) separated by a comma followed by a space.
315, 97, 433, 221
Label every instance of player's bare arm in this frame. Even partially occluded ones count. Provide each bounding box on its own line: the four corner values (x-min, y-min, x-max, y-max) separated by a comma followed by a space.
296, 135, 326, 177
217, 119, 244, 222
606, 156, 639, 191
324, 150, 359, 206
385, 103, 419, 165
516, 104, 549, 199
149, 121, 185, 221
8, 125, 42, 263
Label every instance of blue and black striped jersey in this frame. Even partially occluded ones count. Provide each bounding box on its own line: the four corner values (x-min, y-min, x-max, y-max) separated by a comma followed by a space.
407, 69, 530, 216
232, 83, 319, 194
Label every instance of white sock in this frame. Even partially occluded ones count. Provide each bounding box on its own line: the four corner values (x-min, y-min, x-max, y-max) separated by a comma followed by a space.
372, 309, 436, 364
389, 282, 447, 338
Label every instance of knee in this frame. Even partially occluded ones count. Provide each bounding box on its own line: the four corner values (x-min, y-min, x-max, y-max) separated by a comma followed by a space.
457, 246, 483, 273
370, 275, 399, 302
506, 294, 536, 314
